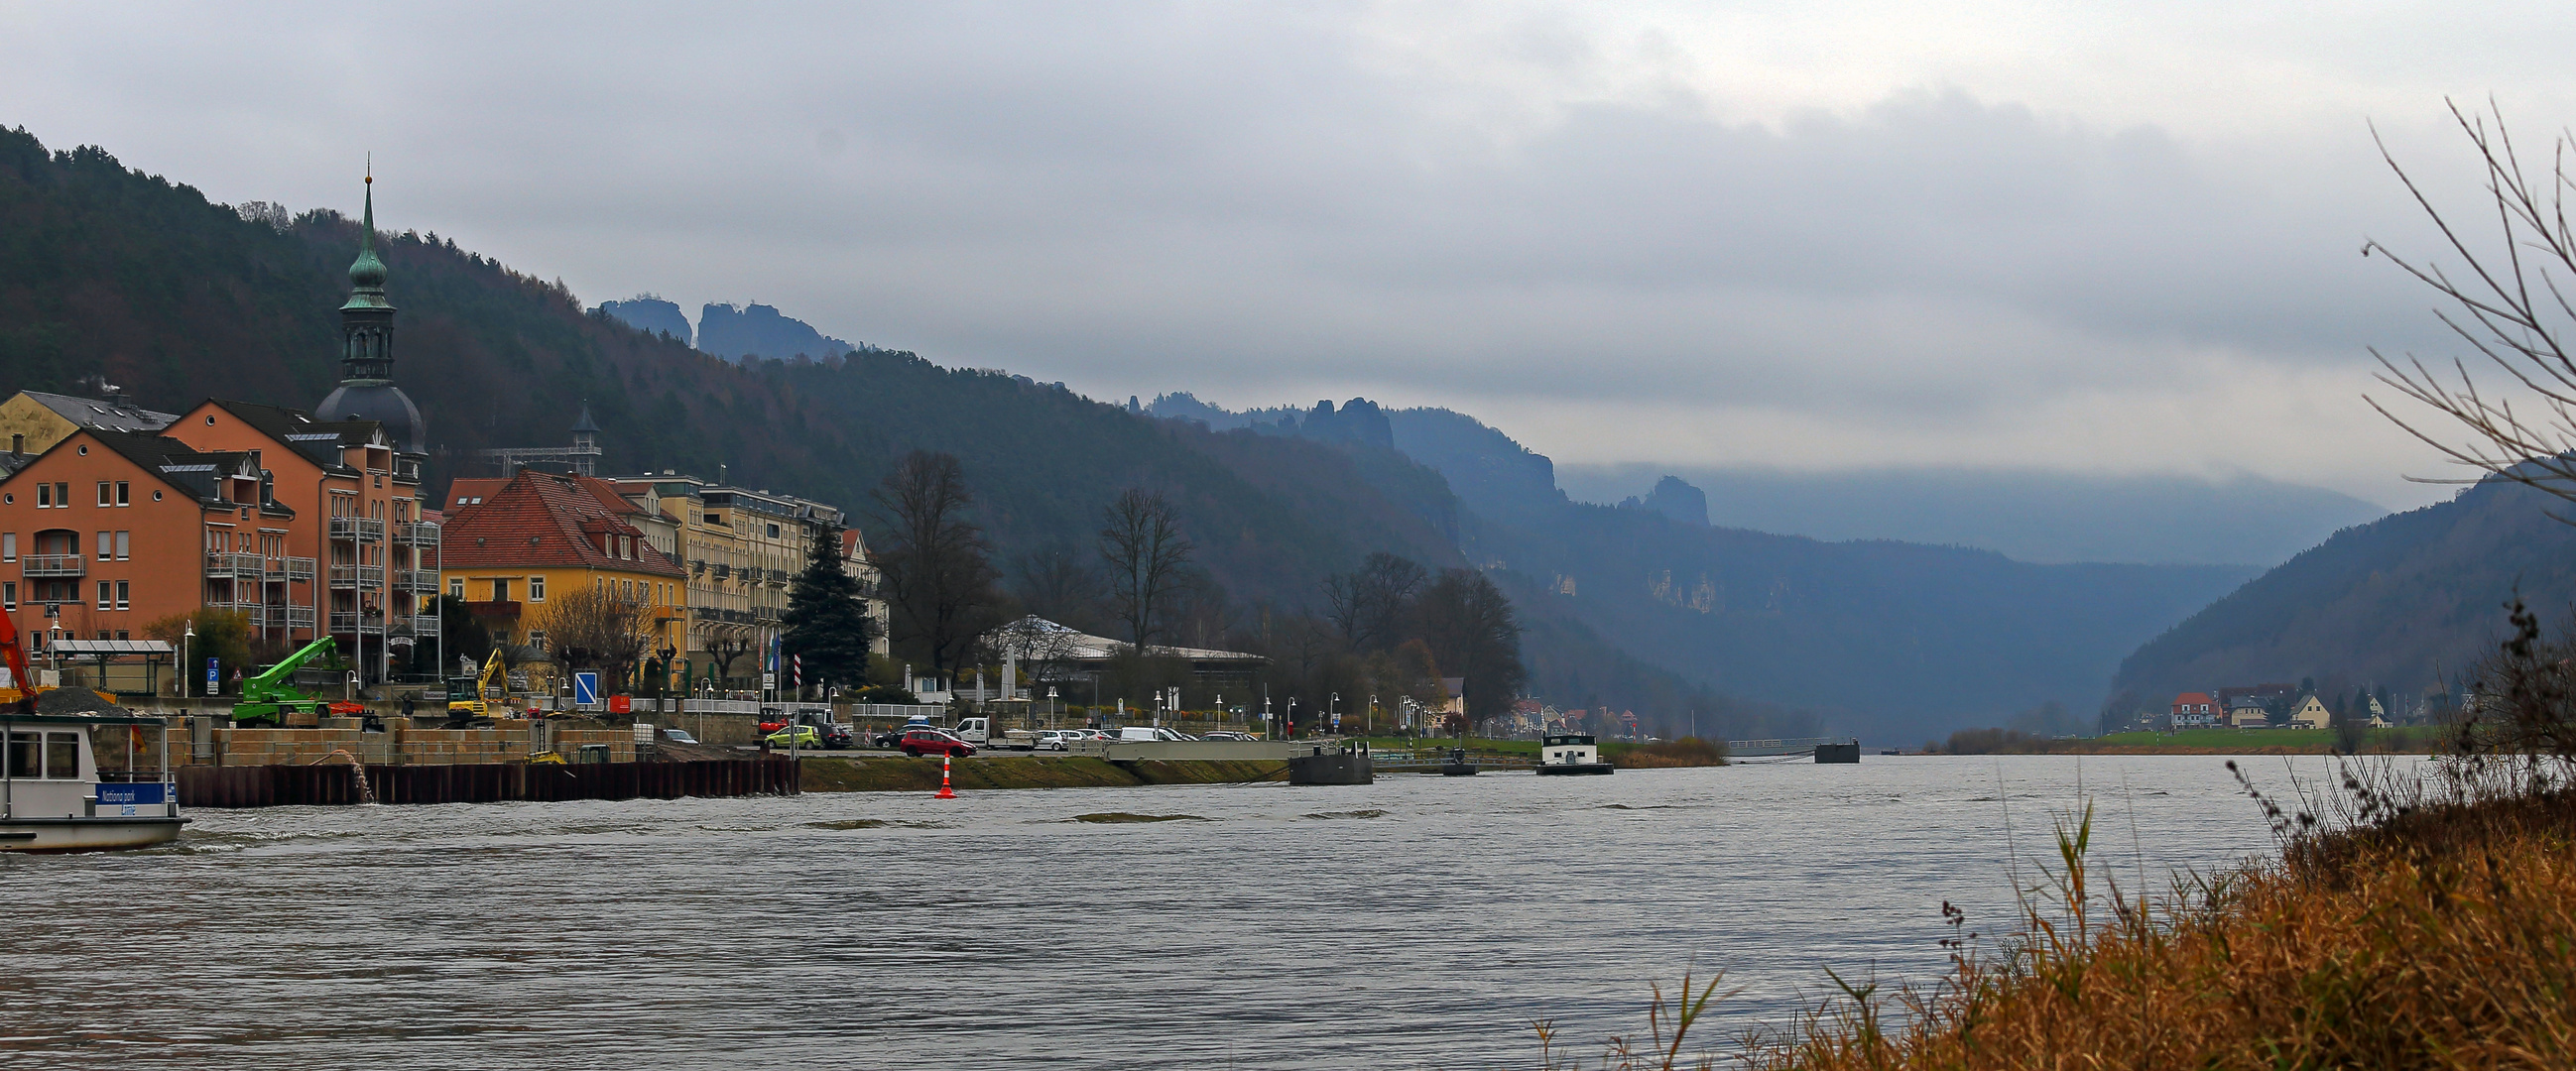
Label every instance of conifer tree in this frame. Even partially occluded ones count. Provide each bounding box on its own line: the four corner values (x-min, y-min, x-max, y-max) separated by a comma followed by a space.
782, 526, 878, 690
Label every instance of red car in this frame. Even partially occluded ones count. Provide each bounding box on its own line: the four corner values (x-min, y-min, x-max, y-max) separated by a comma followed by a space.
899, 727, 976, 758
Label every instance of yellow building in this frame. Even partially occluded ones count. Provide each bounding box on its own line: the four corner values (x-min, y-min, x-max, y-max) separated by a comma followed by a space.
439, 469, 685, 683
0, 390, 182, 466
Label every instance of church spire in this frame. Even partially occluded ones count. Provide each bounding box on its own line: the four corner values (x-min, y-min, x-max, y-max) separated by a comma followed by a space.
316, 161, 424, 453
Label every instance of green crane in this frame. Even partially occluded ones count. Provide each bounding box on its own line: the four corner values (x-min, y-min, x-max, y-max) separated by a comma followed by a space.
230, 636, 340, 727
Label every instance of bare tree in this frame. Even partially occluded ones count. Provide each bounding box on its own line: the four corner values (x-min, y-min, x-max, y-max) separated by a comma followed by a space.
1321, 551, 1427, 652
2368, 100, 2576, 508
1097, 488, 1193, 648
704, 631, 757, 689
873, 451, 1003, 681
530, 585, 655, 691
989, 615, 1086, 689
1415, 568, 1527, 731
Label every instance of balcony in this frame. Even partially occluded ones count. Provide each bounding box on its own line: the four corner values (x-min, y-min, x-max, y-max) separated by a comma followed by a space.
328, 565, 385, 590
276, 556, 316, 582
328, 517, 386, 541
464, 600, 522, 619
392, 521, 440, 546
327, 611, 385, 634
753, 606, 781, 624
279, 606, 316, 630
391, 568, 437, 592
21, 554, 84, 578
204, 552, 264, 578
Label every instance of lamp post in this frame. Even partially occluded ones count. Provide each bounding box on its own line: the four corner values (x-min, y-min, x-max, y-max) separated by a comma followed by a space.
1287, 697, 1297, 739
1047, 686, 1059, 731
182, 620, 194, 700
1367, 693, 1377, 738
1329, 692, 1340, 736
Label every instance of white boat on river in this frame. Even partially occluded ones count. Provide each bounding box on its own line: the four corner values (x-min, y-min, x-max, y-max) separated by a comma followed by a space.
2, 706, 185, 852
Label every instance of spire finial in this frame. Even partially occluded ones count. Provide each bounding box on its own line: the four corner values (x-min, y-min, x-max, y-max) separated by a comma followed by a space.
346, 160, 388, 296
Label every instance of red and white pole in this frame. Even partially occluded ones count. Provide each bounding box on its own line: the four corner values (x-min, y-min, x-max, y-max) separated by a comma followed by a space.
935, 752, 957, 799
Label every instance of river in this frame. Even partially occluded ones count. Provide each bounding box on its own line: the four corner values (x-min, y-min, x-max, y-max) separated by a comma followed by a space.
0, 754, 2360, 1068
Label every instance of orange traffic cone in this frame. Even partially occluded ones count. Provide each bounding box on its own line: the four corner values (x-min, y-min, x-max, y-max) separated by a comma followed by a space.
935, 753, 957, 799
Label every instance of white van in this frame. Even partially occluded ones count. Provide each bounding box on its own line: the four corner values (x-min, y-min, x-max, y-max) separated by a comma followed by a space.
955, 717, 990, 745
1116, 726, 1188, 742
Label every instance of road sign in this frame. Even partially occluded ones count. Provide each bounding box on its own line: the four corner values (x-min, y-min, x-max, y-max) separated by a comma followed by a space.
572, 671, 600, 706
206, 657, 220, 689
608, 694, 631, 715
762, 672, 777, 690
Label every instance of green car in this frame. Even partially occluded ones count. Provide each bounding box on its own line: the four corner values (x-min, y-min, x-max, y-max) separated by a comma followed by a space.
764, 726, 820, 748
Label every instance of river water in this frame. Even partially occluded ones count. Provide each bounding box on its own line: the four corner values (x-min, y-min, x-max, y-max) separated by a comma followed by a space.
1, 754, 2360, 1069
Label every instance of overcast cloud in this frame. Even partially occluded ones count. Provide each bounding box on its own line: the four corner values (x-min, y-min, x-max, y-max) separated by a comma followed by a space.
8, 2, 2573, 506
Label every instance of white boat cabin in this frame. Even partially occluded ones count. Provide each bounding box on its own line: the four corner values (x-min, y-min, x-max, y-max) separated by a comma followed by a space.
3, 710, 184, 852
1541, 733, 1600, 766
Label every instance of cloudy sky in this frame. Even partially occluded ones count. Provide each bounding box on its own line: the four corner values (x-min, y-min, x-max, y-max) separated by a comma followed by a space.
7, 2, 2571, 507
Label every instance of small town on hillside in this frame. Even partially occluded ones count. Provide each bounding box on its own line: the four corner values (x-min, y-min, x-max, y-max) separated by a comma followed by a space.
0, 183, 1572, 754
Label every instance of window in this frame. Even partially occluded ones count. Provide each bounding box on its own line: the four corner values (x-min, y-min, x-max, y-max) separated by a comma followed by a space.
114, 580, 128, 610
527, 630, 548, 654
95, 581, 110, 610
152, 490, 161, 502
528, 575, 546, 602
95, 482, 110, 507
47, 732, 83, 777
491, 578, 511, 602
54, 483, 66, 508
3, 581, 15, 610
5, 733, 34, 777
450, 578, 464, 600
115, 630, 128, 641
766, 524, 780, 538
37, 483, 50, 508
96, 532, 110, 558
3, 533, 13, 561
115, 481, 129, 506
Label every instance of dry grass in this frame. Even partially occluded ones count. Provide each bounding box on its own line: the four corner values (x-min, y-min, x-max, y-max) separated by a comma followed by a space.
1612, 737, 1731, 769
1551, 760, 2576, 1069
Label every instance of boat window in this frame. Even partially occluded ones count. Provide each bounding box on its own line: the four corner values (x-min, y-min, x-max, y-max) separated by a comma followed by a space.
5, 733, 34, 777
46, 732, 79, 778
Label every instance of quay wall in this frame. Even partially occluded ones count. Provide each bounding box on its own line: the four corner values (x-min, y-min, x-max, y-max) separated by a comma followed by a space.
181, 757, 801, 808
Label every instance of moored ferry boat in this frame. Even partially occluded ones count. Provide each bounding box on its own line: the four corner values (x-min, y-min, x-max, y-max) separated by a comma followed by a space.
3, 706, 185, 851
1534, 733, 1614, 775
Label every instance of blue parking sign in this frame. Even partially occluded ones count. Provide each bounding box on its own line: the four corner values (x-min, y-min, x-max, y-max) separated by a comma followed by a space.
572, 671, 600, 706
206, 657, 219, 688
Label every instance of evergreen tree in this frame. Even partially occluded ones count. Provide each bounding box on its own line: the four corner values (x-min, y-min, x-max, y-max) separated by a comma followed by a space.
782, 526, 878, 691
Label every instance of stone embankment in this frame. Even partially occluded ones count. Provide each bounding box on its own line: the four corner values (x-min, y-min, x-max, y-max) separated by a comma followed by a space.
799, 756, 1287, 792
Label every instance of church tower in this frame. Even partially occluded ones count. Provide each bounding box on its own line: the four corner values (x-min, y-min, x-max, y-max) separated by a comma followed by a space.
316, 170, 426, 452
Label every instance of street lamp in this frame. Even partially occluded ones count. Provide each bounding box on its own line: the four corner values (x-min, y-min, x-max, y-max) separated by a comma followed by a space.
1330, 692, 1340, 736
182, 619, 194, 700
1047, 686, 1059, 731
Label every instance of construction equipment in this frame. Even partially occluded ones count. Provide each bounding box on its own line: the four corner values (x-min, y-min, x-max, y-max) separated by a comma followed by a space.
0, 600, 37, 716
230, 636, 339, 727
446, 649, 508, 721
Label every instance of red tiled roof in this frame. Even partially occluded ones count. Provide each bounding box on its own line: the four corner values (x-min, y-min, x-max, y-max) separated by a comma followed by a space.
439, 469, 684, 576
445, 477, 509, 516
2174, 691, 2214, 706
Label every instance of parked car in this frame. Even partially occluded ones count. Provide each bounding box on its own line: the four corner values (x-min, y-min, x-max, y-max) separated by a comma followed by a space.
661, 727, 700, 745
1115, 726, 1189, 742
1201, 731, 1251, 741
899, 727, 976, 758
1033, 730, 1081, 751
873, 718, 934, 750
765, 725, 820, 749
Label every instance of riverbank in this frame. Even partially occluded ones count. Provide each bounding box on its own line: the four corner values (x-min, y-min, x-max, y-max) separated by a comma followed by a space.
1941, 726, 2446, 756
797, 755, 1286, 792
1693, 770, 2576, 1069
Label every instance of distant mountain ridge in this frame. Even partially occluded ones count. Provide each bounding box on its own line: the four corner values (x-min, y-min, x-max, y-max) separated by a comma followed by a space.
1168, 396, 2257, 736
592, 295, 869, 362
2111, 476, 2576, 709
1557, 463, 2389, 567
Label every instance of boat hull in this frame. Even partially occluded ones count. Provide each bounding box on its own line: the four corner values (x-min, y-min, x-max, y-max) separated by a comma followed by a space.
0, 816, 187, 853
1534, 763, 1616, 775
1287, 750, 1374, 785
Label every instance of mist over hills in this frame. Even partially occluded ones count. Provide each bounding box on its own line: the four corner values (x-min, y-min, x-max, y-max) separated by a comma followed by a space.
1558, 464, 2389, 567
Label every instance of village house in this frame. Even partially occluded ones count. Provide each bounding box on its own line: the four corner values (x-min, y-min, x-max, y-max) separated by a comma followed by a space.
439, 469, 687, 679
2289, 693, 2332, 730
2170, 691, 2219, 729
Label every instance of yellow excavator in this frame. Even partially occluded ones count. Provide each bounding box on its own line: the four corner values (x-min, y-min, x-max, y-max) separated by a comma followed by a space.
446, 649, 509, 723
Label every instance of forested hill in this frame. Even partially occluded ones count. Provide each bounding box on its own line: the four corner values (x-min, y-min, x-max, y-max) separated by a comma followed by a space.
0, 127, 1456, 604
2112, 476, 2576, 707
0, 126, 1784, 735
